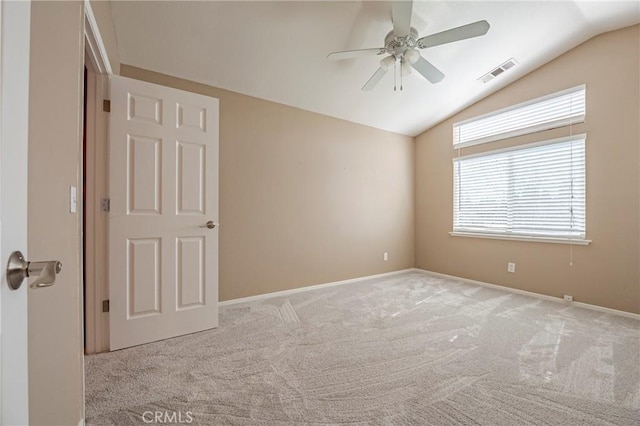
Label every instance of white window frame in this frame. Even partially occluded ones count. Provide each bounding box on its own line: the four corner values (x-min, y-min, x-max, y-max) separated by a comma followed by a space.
451, 134, 590, 246
453, 84, 586, 149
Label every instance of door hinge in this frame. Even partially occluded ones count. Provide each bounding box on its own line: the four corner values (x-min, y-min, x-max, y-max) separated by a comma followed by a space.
102, 99, 111, 113
102, 300, 110, 313
100, 198, 110, 212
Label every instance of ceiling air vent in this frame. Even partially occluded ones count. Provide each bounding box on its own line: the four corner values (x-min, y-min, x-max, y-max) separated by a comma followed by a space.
480, 58, 518, 83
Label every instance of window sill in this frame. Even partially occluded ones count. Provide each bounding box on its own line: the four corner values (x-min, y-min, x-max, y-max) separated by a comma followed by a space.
449, 231, 591, 246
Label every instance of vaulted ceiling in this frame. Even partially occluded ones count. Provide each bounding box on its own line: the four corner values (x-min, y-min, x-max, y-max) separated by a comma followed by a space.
110, 1, 640, 136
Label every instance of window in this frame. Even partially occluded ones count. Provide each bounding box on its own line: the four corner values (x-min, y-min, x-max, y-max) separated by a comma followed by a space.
453, 85, 585, 148
452, 135, 587, 243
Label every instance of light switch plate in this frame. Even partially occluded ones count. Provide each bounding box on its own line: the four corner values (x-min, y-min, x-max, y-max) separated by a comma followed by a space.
70, 185, 77, 213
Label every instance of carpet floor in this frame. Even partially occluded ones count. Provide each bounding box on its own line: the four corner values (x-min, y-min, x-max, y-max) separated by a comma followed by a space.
85, 271, 640, 425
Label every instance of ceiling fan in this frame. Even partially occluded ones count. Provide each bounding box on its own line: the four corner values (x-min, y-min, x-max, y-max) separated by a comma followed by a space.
328, 0, 490, 91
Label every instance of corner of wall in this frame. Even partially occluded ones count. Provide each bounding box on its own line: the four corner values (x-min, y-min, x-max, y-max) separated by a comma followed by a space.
413, 24, 640, 314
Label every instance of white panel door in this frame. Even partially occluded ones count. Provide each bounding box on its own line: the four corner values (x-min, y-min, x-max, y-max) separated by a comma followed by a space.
109, 76, 219, 350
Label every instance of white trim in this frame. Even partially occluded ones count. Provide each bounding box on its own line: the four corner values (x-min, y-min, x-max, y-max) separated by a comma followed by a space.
450, 231, 591, 246
78, 418, 85, 426
416, 269, 640, 320
83, 0, 112, 356
570, 301, 639, 320
83, 0, 112, 75
219, 269, 416, 306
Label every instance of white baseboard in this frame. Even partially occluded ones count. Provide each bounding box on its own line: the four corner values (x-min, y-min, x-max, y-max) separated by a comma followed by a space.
218, 267, 639, 320
219, 269, 416, 306
416, 268, 640, 320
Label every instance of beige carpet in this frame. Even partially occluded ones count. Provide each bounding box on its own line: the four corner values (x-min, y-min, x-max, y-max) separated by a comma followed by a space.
85, 271, 640, 425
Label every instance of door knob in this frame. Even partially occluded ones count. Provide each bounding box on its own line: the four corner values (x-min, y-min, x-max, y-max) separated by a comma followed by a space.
199, 221, 217, 229
6, 251, 62, 290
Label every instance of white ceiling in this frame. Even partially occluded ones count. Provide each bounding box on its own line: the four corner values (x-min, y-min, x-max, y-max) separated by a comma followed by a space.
110, 1, 640, 137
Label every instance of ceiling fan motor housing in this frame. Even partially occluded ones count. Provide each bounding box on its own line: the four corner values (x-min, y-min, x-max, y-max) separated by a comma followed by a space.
385, 27, 419, 59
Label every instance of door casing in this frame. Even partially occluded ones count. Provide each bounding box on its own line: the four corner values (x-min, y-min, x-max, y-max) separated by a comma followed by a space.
83, 0, 112, 355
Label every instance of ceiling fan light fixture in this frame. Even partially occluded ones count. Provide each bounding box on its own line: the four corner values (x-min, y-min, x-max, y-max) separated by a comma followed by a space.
401, 61, 412, 76
380, 55, 396, 70
406, 48, 420, 64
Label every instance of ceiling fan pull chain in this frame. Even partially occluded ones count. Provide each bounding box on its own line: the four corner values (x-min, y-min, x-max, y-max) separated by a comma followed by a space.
393, 60, 397, 91
400, 62, 404, 91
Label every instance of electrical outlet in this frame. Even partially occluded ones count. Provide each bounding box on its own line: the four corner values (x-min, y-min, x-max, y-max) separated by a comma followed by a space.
383, 252, 389, 261
507, 262, 516, 273
564, 294, 573, 302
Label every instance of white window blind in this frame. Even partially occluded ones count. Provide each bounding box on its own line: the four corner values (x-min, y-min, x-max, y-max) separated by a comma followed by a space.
453, 135, 586, 240
453, 85, 586, 148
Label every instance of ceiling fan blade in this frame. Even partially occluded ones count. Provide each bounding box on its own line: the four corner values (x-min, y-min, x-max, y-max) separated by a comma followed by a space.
411, 55, 445, 83
417, 20, 490, 49
391, 0, 413, 37
362, 67, 388, 91
327, 48, 386, 60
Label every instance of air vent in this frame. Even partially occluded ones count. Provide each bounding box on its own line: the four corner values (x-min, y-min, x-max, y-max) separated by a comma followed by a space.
480, 58, 518, 83
490, 68, 504, 77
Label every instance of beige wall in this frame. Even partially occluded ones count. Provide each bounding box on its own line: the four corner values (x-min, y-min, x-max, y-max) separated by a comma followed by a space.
28, 1, 84, 424
89, 0, 120, 74
415, 25, 640, 314
121, 65, 415, 301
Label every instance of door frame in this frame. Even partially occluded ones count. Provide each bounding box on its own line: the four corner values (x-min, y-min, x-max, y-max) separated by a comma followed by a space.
83, 0, 112, 355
